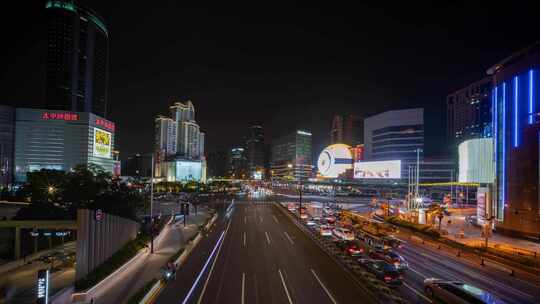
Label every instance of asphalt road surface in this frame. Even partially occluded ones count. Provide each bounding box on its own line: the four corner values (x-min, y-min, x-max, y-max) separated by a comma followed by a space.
393, 232, 540, 304
156, 199, 376, 304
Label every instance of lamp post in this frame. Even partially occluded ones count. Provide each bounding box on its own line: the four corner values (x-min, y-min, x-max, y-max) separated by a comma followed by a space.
415, 148, 422, 206
150, 154, 155, 254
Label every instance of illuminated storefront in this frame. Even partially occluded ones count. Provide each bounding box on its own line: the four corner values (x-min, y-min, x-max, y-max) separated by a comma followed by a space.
14, 108, 115, 182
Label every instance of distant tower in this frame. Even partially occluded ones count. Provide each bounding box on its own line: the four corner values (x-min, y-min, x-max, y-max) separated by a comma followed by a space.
45, 0, 110, 117
246, 125, 265, 177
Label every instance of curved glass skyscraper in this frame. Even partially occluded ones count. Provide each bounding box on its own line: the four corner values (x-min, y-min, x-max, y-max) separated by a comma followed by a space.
45, 0, 109, 117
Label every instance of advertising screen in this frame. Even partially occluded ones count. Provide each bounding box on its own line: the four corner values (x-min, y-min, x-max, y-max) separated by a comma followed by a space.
176, 161, 202, 181
93, 128, 112, 158
353, 160, 401, 179
317, 144, 353, 178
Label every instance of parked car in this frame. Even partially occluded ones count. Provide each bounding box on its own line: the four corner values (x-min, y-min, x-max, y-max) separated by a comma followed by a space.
359, 259, 403, 286
319, 225, 333, 236
336, 240, 364, 257
333, 227, 355, 241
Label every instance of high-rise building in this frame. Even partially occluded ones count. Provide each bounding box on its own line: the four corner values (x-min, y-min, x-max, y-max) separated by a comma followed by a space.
13, 108, 116, 182
154, 100, 206, 182
121, 153, 152, 177
488, 42, 540, 237
271, 130, 312, 181
0, 106, 14, 188
246, 125, 265, 178
330, 114, 363, 146
229, 147, 248, 178
364, 108, 424, 177
170, 101, 204, 159
207, 150, 228, 178
44, 0, 110, 118
447, 77, 492, 150
154, 116, 177, 160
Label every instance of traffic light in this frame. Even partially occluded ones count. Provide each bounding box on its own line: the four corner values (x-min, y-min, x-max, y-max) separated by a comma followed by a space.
181, 203, 190, 215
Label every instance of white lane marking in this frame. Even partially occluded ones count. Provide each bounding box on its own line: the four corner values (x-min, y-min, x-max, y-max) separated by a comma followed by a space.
284, 232, 294, 245
265, 232, 271, 245
242, 272, 246, 304
310, 269, 338, 304
413, 248, 533, 299
260, 216, 263, 223
182, 230, 226, 304
196, 221, 231, 304
244, 216, 247, 224
409, 266, 428, 278
243, 232, 246, 247
273, 215, 279, 223
278, 269, 293, 304
403, 282, 432, 303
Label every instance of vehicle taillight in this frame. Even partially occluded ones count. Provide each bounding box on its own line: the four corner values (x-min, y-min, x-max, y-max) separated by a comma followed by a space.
384, 276, 392, 282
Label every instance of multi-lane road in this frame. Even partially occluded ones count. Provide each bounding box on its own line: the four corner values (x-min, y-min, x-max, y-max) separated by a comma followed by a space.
393, 230, 540, 304
156, 199, 376, 303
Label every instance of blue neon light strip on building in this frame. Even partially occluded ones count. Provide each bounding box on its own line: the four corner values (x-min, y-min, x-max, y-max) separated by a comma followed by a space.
502, 82, 506, 205
530, 70, 534, 124
514, 76, 518, 147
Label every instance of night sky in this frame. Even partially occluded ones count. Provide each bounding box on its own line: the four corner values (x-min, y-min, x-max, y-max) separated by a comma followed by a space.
1, 2, 538, 159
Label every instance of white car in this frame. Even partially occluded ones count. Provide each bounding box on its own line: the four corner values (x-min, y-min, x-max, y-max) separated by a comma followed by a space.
306, 220, 316, 226
319, 225, 332, 236
333, 227, 355, 241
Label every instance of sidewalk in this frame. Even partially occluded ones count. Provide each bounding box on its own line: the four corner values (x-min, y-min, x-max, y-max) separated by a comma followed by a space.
439, 214, 540, 256
90, 207, 210, 304
0, 242, 76, 304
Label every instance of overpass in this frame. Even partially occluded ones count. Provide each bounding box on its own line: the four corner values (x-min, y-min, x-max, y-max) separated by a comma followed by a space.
0, 220, 77, 259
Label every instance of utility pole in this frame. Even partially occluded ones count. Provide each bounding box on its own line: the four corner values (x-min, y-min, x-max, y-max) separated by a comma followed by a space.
298, 179, 303, 219
416, 148, 421, 203
150, 154, 155, 254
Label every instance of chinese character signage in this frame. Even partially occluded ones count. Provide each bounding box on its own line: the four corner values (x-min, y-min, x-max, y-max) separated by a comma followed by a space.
93, 128, 112, 158
95, 118, 115, 132
41, 112, 79, 121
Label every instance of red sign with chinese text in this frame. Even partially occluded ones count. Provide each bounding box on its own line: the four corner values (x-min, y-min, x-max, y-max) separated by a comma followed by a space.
95, 118, 115, 132
41, 112, 79, 121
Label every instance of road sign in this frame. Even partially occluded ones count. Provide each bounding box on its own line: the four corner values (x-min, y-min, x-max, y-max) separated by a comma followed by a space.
37, 269, 49, 304
95, 209, 103, 222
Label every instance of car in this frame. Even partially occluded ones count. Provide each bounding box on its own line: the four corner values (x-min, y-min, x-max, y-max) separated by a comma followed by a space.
369, 249, 388, 260
333, 227, 355, 241
324, 217, 336, 224
319, 225, 333, 236
424, 278, 505, 304
383, 251, 408, 271
336, 241, 364, 257
359, 259, 403, 286
306, 220, 316, 226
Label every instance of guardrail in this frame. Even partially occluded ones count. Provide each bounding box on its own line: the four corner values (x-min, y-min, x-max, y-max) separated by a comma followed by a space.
273, 202, 406, 304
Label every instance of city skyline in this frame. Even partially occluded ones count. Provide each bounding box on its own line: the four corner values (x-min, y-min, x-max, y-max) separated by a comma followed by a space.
1, 2, 538, 158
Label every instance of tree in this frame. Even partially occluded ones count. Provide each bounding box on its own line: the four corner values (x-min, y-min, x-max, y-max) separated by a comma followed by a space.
24, 169, 66, 203
62, 164, 111, 210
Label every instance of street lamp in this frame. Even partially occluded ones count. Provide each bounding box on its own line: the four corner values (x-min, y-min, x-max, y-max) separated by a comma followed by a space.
150, 154, 155, 254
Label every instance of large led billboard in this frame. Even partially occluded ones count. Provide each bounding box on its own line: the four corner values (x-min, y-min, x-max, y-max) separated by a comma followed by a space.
176, 161, 202, 181
458, 138, 494, 183
93, 128, 112, 159
317, 144, 353, 178
353, 160, 401, 179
